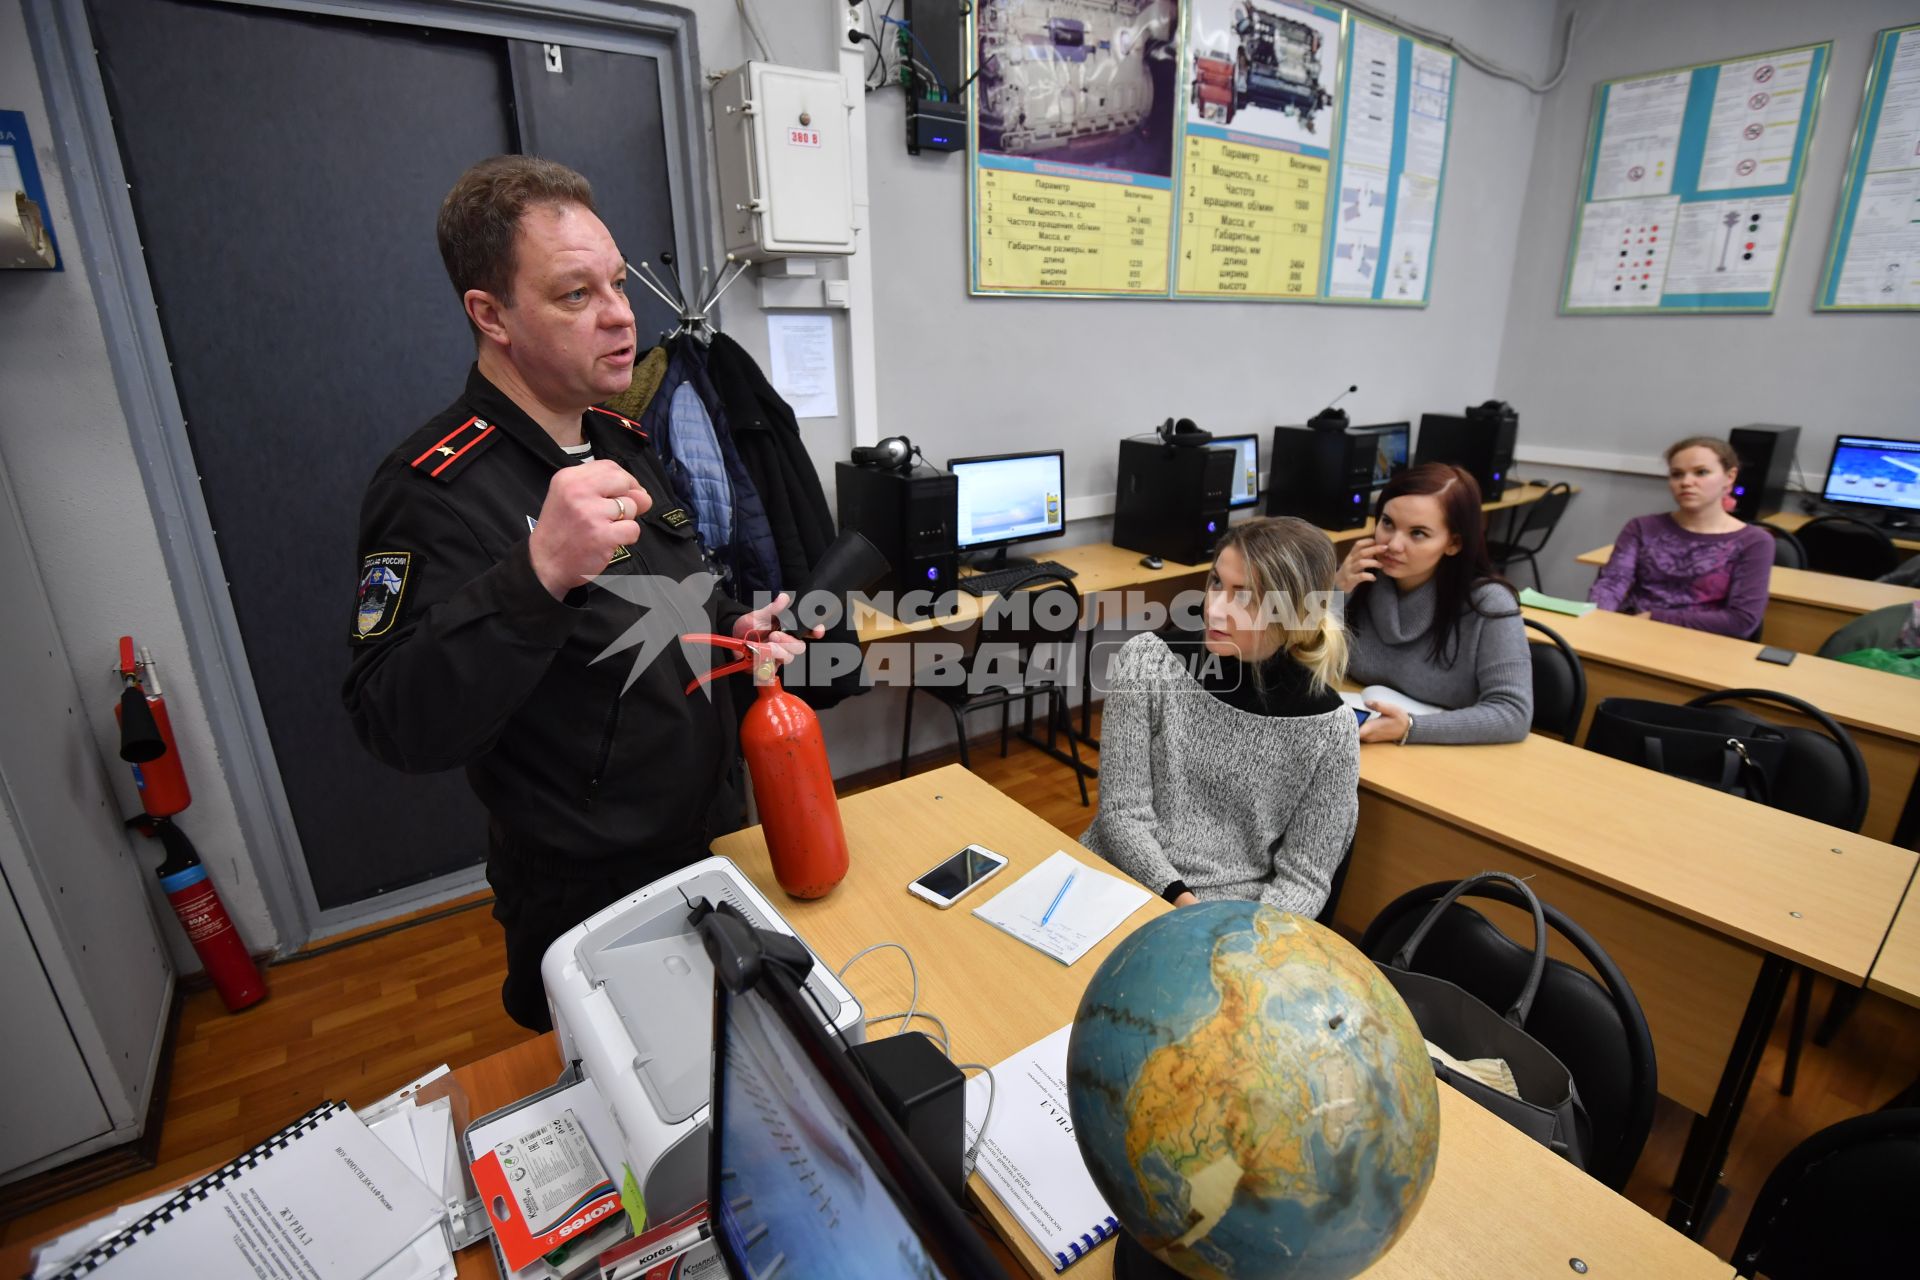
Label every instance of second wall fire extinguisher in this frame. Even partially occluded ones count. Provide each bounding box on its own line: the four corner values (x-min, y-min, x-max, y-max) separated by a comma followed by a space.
117, 636, 266, 1012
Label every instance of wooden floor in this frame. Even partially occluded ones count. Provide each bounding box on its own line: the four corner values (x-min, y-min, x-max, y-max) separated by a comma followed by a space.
7, 711, 1918, 1265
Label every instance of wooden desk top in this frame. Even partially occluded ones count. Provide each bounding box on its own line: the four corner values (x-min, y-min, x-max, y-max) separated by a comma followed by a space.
1767, 510, 1920, 555
1358, 735, 1916, 984
1518, 604, 1920, 746
1577, 544, 1920, 617
713, 766, 1723, 1280
1869, 875, 1920, 1010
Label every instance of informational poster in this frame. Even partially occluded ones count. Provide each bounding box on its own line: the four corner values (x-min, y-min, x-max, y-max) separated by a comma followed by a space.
969, 0, 1182, 296
966, 2, 1455, 305
1326, 17, 1456, 303
1818, 23, 1920, 311
1562, 43, 1830, 314
1173, 0, 1344, 299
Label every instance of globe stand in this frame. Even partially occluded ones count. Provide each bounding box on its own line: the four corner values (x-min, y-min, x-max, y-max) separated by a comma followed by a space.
1114, 1232, 1187, 1280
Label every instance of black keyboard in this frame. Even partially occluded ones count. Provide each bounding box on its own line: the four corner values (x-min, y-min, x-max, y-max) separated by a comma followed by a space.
955, 561, 1079, 597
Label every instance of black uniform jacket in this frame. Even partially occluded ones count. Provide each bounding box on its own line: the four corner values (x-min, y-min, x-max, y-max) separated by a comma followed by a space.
344, 366, 750, 877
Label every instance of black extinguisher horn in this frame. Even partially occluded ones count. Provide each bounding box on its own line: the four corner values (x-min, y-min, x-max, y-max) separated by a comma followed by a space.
118, 681, 166, 763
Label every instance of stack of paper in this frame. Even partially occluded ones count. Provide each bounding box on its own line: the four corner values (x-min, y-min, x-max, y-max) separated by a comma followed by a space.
971, 851, 1151, 965
1519, 587, 1596, 617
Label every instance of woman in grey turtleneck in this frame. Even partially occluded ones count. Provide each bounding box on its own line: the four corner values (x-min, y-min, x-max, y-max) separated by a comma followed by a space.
1336, 463, 1533, 745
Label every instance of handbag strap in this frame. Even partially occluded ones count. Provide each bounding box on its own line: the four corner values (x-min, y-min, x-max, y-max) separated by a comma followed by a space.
1390, 870, 1550, 1027
1723, 737, 1772, 804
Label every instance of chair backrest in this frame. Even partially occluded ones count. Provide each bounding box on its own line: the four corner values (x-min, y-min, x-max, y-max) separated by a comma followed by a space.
1358, 879, 1657, 1190
1760, 522, 1808, 569
1509, 482, 1575, 554
1523, 616, 1586, 740
1732, 1108, 1920, 1278
964, 572, 1082, 690
1684, 688, 1870, 832
1794, 515, 1900, 580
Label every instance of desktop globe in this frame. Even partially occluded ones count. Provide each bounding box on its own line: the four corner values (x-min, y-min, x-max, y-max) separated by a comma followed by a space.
1066, 902, 1439, 1280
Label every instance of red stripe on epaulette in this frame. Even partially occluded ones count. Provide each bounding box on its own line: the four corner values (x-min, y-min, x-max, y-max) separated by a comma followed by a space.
588, 406, 649, 439
411, 415, 496, 474
431, 423, 494, 476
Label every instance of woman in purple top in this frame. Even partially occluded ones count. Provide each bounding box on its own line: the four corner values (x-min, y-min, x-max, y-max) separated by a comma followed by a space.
1589, 437, 1774, 638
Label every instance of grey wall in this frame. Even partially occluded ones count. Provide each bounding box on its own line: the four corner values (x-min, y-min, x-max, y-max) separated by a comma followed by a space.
0, 0, 270, 966
1498, 0, 1917, 596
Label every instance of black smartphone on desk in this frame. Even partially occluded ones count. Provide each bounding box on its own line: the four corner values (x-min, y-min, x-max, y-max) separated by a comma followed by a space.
1757, 646, 1796, 666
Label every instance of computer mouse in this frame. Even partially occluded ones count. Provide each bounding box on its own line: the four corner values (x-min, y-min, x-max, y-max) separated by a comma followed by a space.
1140, 555, 1164, 570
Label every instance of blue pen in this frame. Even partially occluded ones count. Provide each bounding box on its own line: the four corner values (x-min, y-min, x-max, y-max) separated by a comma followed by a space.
1040, 869, 1079, 927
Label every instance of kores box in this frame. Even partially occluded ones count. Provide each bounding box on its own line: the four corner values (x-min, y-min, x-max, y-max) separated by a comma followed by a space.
710, 62, 856, 260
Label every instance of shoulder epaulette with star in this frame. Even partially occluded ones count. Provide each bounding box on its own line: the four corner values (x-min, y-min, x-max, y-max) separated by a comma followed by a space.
587, 406, 649, 440
410, 415, 499, 483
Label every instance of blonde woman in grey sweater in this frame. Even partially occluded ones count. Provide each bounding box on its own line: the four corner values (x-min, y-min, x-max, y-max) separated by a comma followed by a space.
1082, 517, 1359, 918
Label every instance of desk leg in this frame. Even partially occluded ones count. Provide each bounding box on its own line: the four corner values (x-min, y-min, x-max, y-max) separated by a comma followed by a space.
1079, 622, 1100, 749
1665, 955, 1791, 1239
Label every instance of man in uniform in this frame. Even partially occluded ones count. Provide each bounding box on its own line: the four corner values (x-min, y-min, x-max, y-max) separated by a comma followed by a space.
344, 156, 810, 1031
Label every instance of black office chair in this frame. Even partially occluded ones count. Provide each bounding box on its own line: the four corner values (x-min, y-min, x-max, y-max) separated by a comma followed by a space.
1313, 836, 1355, 927
1685, 688, 1870, 1098
1524, 616, 1586, 740
1794, 515, 1901, 580
1359, 878, 1656, 1189
1760, 522, 1808, 569
1488, 482, 1575, 589
897, 569, 1091, 805
1731, 1108, 1920, 1278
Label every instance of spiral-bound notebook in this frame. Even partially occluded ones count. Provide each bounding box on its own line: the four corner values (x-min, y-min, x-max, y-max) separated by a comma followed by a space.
962, 1025, 1119, 1272
44, 1100, 444, 1279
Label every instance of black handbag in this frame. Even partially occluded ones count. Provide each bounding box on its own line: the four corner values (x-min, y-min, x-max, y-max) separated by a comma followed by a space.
1586, 697, 1789, 804
1375, 871, 1593, 1168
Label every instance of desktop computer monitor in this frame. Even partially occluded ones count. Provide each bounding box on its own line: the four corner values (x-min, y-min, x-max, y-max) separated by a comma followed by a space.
1821, 434, 1920, 519
707, 921, 997, 1279
1351, 422, 1410, 491
1210, 433, 1261, 508
949, 450, 1067, 563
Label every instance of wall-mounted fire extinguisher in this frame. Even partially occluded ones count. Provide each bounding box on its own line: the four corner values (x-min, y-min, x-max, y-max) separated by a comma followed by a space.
684, 634, 849, 899
116, 637, 266, 1012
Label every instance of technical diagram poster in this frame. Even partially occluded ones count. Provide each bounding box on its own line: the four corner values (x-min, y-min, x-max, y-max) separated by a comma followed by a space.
1563, 42, 1829, 313
1819, 24, 1920, 310
1589, 72, 1688, 201
969, 0, 1183, 296
1327, 19, 1456, 303
1173, 0, 1344, 299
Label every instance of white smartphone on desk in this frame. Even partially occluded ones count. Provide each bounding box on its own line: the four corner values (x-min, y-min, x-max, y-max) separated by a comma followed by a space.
908, 844, 1009, 908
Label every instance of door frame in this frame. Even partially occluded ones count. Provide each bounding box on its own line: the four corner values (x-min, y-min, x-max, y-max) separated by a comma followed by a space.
23, 0, 720, 947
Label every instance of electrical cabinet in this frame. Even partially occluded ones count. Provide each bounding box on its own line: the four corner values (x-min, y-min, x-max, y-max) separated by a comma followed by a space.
710, 62, 856, 259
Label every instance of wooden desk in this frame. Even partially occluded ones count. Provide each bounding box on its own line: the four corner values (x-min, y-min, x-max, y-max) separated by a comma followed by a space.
1341, 734, 1916, 1237
1869, 878, 1920, 1010
1518, 604, 1920, 847
710, 766, 1725, 1280
1576, 543, 1920, 654
1767, 510, 1920, 556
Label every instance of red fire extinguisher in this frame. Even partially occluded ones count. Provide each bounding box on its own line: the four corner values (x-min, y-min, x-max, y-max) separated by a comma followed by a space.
116, 637, 266, 1012
685, 634, 849, 899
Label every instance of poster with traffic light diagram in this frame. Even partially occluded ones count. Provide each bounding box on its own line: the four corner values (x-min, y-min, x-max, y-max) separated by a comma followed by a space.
1561, 42, 1830, 314
967, 1, 1456, 305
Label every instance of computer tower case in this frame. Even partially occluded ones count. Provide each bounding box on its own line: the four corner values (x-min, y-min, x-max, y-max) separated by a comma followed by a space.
1415, 405, 1518, 499
1727, 424, 1800, 522
834, 462, 957, 616
1112, 436, 1235, 566
1266, 426, 1374, 529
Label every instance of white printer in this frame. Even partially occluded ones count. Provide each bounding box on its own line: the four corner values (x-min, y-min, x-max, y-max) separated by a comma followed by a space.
540, 855, 864, 1224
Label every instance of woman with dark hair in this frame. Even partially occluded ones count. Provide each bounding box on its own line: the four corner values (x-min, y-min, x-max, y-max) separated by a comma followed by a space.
1334, 462, 1533, 745
1587, 436, 1772, 637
